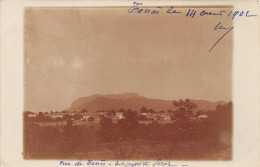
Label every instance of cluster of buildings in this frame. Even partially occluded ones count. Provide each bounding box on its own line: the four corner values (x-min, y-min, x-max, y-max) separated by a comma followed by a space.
26, 109, 209, 127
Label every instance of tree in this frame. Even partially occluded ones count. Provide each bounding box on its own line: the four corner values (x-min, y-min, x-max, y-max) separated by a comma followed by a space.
99, 117, 116, 142
62, 110, 66, 113
120, 110, 139, 131
81, 109, 88, 113
195, 110, 204, 118
66, 119, 73, 126
55, 117, 62, 122
214, 101, 233, 132
37, 112, 45, 121
216, 102, 232, 112
172, 99, 197, 120
73, 114, 83, 120
35, 112, 53, 122
107, 110, 116, 117
38, 112, 44, 117
88, 116, 95, 122
119, 109, 126, 113
140, 106, 147, 113
62, 114, 71, 121
148, 109, 156, 113
123, 109, 137, 118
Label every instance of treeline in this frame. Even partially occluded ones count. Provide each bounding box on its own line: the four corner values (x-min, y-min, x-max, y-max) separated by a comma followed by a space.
98, 102, 232, 142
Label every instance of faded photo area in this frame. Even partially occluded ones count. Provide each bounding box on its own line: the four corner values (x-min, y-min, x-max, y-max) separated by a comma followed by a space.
23, 7, 233, 160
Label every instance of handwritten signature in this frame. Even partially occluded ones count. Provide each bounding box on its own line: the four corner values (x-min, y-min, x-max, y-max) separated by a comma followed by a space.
209, 22, 234, 52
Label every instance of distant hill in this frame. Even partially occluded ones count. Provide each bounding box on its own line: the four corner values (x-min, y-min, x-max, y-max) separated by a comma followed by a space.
67, 92, 227, 112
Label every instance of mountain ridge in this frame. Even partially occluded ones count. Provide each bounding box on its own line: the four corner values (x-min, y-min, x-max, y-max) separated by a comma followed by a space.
67, 92, 228, 112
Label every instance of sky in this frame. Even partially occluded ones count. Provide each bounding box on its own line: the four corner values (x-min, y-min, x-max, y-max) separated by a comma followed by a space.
24, 7, 232, 112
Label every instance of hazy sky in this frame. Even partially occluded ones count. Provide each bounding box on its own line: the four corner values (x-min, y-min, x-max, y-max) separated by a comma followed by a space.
24, 7, 232, 112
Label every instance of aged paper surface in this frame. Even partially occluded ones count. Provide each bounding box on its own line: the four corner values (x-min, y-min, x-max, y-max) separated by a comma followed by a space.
1, 0, 260, 167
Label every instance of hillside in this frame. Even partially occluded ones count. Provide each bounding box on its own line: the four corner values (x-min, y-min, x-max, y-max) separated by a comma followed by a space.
67, 92, 227, 112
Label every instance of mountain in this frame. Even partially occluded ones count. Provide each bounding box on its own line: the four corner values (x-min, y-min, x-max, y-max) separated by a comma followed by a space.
67, 92, 227, 112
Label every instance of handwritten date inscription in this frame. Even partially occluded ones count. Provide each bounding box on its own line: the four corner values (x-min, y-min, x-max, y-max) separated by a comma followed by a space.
128, 3, 257, 53
128, 3, 257, 19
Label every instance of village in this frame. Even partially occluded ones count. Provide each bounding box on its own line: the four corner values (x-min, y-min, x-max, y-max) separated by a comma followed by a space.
24, 107, 209, 127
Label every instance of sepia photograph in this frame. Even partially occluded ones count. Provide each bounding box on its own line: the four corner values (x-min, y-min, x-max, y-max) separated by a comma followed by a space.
23, 6, 233, 160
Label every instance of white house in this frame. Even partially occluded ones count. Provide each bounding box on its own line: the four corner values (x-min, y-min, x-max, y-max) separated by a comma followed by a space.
116, 112, 124, 119
198, 115, 208, 119
28, 113, 37, 118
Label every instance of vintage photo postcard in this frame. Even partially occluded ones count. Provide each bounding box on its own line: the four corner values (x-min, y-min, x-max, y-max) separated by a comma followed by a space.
1, 1, 260, 167
23, 6, 234, 160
